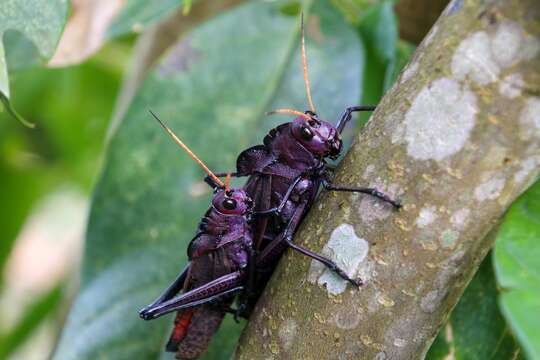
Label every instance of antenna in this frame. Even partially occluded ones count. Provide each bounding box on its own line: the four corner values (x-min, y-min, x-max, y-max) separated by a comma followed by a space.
266, 108, 311, 120
301, 13, 316, 114
149, 110, 225, 188
225, 173, 232, 193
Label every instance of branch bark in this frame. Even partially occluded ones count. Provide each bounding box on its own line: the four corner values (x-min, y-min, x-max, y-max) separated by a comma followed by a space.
235, 0, 540, 358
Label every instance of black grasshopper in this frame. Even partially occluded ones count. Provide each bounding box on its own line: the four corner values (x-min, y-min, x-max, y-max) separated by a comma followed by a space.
139, 112, 257, 359
207, 15, 401, 310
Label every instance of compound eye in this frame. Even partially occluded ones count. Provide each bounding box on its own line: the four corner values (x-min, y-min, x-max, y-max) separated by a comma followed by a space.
300, 126, 314, 140
308, 119, 318, 127
222, 198, 237, 210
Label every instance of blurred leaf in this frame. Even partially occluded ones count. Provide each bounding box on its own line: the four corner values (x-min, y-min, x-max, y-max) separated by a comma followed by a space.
0, 41, 123, 285
53, 1, 364, 359
0, 0, 68, 125
0, 164, 46, 290
0, 284, 64, 359
109, 0, 246, 137
49, 0, 126, 67
495, 179, 540, 360
427, 256, 522, 359
427, 326, 451, 360
107, 0, 187, 39
357, 1, 409, 124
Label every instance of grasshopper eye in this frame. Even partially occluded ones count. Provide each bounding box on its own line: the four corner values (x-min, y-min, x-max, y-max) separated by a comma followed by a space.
308, 119, 318, 127
300, 126, 314, 140
222, 198, 237, 210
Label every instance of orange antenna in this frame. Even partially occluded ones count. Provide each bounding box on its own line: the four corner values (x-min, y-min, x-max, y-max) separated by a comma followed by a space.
225, 173, 232, 192
301, 13, 316, 114
149, 110, 225, 188
266, 108, 311, 120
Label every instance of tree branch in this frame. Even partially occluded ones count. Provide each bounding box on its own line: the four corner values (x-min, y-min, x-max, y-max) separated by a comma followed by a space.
234, 0, 540, 358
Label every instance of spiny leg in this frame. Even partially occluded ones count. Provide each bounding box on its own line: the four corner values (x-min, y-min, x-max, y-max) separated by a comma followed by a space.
284, 236, 363, 286
258, 199, 363, 287
322, 179, 401, 209
140, 265, 190, 313
252, 176, 302, 217
335, 105, 377, 133
139, 271, 244, 320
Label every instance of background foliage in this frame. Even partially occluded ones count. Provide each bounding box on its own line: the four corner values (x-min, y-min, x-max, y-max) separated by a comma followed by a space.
0, 0, 537, 359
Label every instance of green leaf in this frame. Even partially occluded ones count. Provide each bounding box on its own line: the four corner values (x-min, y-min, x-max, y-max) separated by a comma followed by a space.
107, 0, 186, 39
427, 256, 522, 359
0, 284, 64, 359
357, 1, 408, 124
0, 0, 68, 126
54, 1, 363, 359
495, 179, 540, 360
0, 41, 124, 286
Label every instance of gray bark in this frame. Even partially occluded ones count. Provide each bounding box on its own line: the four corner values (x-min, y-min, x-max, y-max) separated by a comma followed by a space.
234, 0, 540, 358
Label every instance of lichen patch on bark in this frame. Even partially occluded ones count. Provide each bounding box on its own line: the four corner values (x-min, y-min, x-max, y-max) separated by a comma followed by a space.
404, 78, 478, 161
451, 21, 539, 86
498, 73, 524, 99
519, 97, 540, 140
307, 224, 368, 295
450, 208, 470, 229
416, 206, 438, 228
474, 174, 506, 201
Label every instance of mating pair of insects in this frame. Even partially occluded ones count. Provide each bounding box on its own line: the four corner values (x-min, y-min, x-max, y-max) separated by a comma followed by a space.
138, 15, 401, 360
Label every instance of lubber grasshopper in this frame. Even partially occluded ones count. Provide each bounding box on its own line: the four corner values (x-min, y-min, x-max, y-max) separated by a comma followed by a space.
139, 112, 256, 359
206, 15, 401, 313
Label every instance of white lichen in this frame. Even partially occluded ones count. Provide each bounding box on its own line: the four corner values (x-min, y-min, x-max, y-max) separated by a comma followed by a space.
404, 78, 478, 161
491, 21, 525, 68
474, 175, 506, 201
519, 97, 540, 140
452, 31, 499, 85
416, 206, 438, 228
498, 73, 524, 99
452, 21, 539, 86
450, 208, 470, 229
514, 157, 540, 184
308, 224, 369, 295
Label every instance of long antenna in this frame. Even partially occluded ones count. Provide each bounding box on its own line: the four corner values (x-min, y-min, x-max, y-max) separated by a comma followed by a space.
225, 173, 232, 192
266, 108, 311, 120
301, 13, 316, 114
149, 110, 225, 188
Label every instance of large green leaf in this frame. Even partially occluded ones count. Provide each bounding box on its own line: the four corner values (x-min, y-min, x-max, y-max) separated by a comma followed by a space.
426, 256, 522, 360
357, 1, 411, 125
0, 0, 68, 126
53, 1, 364, 359
107, 0, 186, 39
495, 179, 540, 360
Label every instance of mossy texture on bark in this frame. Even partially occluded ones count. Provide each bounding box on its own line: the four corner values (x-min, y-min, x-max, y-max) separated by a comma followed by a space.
235, 0, 540, 359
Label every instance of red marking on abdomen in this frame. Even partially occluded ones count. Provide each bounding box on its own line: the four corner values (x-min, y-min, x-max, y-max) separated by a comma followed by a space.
171, 310, 194, 344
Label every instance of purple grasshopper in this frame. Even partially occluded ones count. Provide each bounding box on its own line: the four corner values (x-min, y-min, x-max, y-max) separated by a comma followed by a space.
139, 112, 256, 359
207, 15, 401, 305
